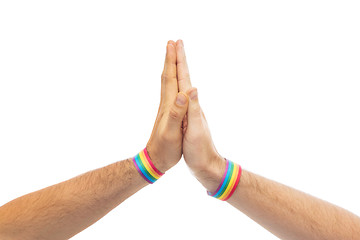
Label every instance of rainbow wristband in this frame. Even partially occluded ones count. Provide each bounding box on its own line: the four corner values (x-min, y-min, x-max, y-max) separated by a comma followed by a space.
207, 159, 242, 201
133, 148, 164, 184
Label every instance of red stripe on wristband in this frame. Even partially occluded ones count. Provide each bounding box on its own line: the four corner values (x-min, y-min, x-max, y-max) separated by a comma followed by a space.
143, 148, 164, 176
208, 159, 242, 201
222, 165, 242, 201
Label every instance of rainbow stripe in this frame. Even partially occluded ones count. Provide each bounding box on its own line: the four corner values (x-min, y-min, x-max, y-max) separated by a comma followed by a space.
133, 148, 164, 184
208, 159, 241, 201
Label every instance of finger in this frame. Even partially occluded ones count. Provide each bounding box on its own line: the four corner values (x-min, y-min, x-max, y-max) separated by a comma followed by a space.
182, 113, 188, 134
176, 40, 192, 93
166, 92, 189, 132
186, 87, 202, 125
161, 41, 178, 105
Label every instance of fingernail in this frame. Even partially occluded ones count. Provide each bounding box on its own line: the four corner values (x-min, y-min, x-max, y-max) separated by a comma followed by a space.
176, 93, 187, 106
167, 40, 175, 47
189, 89, 198, 100
176, 40, 184, 47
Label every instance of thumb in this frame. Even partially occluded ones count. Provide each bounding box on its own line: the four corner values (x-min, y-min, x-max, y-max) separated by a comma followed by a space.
166, 92, 189, 132
186, 87, 202, 122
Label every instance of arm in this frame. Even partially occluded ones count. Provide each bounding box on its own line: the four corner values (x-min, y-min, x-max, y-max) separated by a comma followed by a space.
0, 159, 146, 240
0, 40, 189, 240
175, 39, 360, 240
228, 169, 360, 240
200, 163, 360, 240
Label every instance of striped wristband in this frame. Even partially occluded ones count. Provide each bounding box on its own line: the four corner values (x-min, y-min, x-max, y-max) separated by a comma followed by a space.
207, 159, 242, 201
133, 148, 164, 184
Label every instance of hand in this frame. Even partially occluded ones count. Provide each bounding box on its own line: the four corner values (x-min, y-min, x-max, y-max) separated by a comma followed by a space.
146, 41, 189, 173
175, 40, 226, 192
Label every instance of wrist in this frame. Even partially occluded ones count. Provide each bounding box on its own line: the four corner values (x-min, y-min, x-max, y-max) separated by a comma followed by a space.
192, 153, 227, 194
132, 147, 165, 184
145, 144, 172, 173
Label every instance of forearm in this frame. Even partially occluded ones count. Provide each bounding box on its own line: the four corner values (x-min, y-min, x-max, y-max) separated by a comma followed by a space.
0, 158, 148, 240
196, 157, 360, 240
0, 39, 186, 240
229, 170, 360, 240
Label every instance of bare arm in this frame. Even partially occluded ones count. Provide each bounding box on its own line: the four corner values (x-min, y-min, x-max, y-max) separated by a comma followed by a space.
0, 40, 189, 240
0, 159, 147, 240
229, 169, 360, 240
175, 39, 360, 240
198, 160, 360, 240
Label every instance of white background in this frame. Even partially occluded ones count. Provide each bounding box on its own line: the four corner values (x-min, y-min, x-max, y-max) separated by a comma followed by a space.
1, 0, 360, 239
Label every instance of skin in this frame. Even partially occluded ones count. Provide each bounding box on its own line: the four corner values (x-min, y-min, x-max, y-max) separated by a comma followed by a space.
176, 39, 360, 240
1, 39, 360, 240
0, 41, 188, 240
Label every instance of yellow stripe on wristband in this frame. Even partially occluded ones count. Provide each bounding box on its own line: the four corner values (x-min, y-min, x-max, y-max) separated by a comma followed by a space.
133, 148, 165, 184
208, 159, 242, 201
139, 151, 162, 179
218, 164, 240, 201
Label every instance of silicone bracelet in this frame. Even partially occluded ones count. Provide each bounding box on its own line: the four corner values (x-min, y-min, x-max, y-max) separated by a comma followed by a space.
133, 148, 164, 184
208, 159, 242, 201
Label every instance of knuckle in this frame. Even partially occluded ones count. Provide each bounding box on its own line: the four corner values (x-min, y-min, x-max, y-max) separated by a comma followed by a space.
192, 105, 201, 115
168, 107, 180, 120
162, 72, 171, 80
178, 72, 190, 82
186, 87, 197, 94
161, 73, 171, 82
162, 73, 168, 80
187, 87, 198, 100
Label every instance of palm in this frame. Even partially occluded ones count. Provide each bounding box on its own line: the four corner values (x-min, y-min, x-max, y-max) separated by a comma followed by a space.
182, 109, 217, 172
